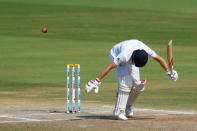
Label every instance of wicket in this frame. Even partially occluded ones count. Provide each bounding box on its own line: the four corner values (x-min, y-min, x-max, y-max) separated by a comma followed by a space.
66, 64, 80, 113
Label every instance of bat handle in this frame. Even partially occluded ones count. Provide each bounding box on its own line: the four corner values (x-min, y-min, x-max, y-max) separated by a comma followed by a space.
170, 66, 173, 74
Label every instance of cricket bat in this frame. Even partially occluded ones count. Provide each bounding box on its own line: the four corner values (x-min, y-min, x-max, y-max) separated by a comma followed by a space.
167, 40, 173, 72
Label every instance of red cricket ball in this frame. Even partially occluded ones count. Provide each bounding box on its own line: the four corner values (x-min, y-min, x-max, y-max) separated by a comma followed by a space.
42, 28, 47, 33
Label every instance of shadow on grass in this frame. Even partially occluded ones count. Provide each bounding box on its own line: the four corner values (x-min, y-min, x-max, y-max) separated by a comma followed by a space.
49, 110, 155, 121
78, 115, 155, 120
78, 115, 116, 120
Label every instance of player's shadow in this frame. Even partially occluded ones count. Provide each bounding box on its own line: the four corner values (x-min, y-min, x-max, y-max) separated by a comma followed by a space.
78, 115, 116, 120
77, 115, 155, 120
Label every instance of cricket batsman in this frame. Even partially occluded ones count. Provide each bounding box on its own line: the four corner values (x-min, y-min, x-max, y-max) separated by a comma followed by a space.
85, 39, 178, 120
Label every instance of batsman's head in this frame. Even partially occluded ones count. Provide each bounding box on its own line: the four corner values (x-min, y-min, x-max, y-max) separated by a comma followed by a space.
132, 49, 148, 67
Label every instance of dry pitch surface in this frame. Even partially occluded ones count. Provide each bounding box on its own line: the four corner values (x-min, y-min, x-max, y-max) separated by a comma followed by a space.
0, 103, 197, 131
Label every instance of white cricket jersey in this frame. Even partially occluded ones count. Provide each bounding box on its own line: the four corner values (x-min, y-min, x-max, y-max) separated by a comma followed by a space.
110, 39, 157, 65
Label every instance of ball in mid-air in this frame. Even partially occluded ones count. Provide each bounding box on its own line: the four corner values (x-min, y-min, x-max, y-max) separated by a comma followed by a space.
42, 28, 47, 33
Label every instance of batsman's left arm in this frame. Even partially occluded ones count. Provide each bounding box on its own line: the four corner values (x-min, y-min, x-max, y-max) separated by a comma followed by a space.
98, 61, 117, 80
85, 61, 117, 94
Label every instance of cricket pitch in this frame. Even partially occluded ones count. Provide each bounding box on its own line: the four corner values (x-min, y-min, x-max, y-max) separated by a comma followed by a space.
0, 103, 197, 131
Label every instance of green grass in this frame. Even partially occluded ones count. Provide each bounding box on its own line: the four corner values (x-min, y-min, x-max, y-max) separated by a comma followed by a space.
2, 0, 197, 13
1, 1, 197, 43
0, 0, 197, 111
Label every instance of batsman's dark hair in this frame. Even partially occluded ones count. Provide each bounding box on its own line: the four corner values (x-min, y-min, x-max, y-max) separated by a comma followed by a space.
132, 49, 148, 67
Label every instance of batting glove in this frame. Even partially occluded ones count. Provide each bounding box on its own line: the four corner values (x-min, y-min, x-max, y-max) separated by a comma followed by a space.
85, 78, 101, 94
166, 70, 178, 82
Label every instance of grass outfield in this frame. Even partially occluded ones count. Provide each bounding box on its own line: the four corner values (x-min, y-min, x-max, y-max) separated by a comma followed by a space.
0, 0, 197, 111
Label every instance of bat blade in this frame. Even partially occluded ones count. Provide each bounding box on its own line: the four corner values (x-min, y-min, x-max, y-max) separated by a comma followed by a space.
167, 40, 173, 69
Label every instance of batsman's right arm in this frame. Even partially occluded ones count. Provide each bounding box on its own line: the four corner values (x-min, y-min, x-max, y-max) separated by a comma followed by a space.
153, 55, 169, 72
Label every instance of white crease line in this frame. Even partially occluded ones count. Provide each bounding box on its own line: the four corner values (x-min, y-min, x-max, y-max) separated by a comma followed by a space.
0, 115, 73, 123
0, 113, 65, 118
134, 108, 197, 115
0, 114, 84, 123
0, 119, 70, 124
0, 121, 27, 123
0, 115, 41, 122
101, 105, 197, 115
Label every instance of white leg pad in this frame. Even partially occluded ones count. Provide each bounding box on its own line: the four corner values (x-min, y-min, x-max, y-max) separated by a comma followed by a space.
119, 76, 133, 92
126, 90, 139, 109
114, 89, 129, 116
114, 76, 133, 119
126, 85, 145, 109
